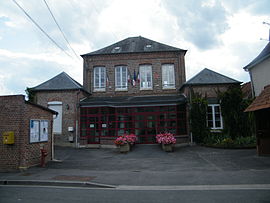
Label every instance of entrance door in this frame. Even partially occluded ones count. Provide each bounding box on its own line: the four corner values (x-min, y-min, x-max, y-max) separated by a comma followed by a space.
48, 101, 62, 134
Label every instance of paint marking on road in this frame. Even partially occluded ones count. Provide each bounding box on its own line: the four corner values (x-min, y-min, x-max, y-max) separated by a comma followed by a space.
116, 184, 270, 191
2, 184, 270, 191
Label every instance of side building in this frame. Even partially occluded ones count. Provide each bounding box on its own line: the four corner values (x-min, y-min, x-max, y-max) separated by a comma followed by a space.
180, 68, 241, 132
80, 36, 188, 146
30, 72, 90, 147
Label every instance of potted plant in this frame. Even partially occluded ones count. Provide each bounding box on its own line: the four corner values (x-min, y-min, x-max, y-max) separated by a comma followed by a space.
114, 133, 137, 153
156, 132, 176, 152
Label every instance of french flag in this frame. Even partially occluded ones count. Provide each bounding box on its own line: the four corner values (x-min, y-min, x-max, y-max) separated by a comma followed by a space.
132, 70, 137, 86
137, 71, 140, 83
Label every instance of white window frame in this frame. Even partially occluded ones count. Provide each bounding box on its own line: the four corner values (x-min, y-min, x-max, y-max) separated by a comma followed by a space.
139, 65, 152, 90
115, 66, 128, 91
94, 67, 106, 91
207, 104, 223, 130
162, 64, 175, 89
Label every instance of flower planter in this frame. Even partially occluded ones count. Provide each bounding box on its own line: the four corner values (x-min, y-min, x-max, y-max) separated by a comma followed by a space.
119, 143, 130, 153
162, 143, 174, 152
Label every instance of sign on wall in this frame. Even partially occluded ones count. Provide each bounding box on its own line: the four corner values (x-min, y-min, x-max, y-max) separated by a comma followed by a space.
30, 120, 49, 143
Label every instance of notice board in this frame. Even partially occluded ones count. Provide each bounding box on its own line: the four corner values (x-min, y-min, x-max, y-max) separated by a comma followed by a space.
30, 120, 48, 143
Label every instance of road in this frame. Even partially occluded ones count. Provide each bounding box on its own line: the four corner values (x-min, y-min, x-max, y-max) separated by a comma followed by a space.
1, 185, 270, 203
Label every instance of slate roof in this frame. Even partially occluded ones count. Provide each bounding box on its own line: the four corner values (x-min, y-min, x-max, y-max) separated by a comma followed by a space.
31, 72, 86, 92
245, 85, 270, 112
81, 36, 186, 56
181, 68, 241, 87
243, 42, 270, 70
80, 95, 186, 107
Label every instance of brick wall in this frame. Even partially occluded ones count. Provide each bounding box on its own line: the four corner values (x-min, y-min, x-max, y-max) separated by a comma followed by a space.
182, 84, 236, 99
0, 95, 53, 171
83, 51, 186, 96
34, 90, 87, 146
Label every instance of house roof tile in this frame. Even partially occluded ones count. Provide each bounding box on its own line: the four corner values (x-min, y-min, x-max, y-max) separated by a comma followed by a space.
31, 72, 85, 91
182, 68, 241, 87
81, 36, 186, 56
243, 42, 270, 70
245, 85, 270, 112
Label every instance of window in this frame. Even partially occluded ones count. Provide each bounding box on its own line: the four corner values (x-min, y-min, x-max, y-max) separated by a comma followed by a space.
162, 64, 175, 88
140, 65, 152, 90
115, 66, 127, 90
94, 67, 106, 91
207, 104, 223, 129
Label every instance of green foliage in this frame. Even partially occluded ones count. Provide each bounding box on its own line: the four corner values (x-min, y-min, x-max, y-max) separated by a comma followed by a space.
218, 86, 254, 139
25, 87, 36, 102
203, 133, 256, 148
190, 90, 209, 143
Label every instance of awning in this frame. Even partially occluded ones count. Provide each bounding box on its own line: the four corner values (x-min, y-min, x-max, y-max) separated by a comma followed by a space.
80, 94, 186, 107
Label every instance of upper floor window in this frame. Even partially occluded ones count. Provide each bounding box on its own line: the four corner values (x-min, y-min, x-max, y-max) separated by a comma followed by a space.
140, 65, 152, 90
115, 66, 128, 90
94, 67, 106, 91
207, 104, 223, 130
162, 64, 175, 89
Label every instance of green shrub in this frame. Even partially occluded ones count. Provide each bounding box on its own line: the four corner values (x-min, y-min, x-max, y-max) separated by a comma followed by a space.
203, 133, 256, 148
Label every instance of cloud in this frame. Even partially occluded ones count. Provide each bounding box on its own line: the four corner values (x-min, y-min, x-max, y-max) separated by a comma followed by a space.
163, 0, 228, 50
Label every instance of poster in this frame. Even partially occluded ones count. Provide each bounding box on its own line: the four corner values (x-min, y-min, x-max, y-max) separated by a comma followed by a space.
30, 119, 49, 143
40, 120, 48, 142
30, 120, 40, 143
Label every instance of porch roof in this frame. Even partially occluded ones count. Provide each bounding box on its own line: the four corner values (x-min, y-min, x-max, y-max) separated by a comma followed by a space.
245, 85, 270, 112
80, 95, 186, 107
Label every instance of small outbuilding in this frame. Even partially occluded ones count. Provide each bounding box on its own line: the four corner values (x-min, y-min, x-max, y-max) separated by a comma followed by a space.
30, 72, 90, 147
245, 85, 270, 155
0, 95, 57, 171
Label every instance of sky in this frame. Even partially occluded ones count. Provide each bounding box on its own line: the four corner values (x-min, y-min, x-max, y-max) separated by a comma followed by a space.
0, 0, 269, 95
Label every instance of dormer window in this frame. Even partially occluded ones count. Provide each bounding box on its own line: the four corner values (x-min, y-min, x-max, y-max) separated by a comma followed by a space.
146, 44, 152, 48
112, 46, 121, 53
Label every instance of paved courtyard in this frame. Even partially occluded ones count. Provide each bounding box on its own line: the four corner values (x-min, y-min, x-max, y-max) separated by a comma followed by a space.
1, 145, 270, 186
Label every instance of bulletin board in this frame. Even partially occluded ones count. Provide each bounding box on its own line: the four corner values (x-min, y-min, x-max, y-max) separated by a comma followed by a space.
30, 120, 48, 143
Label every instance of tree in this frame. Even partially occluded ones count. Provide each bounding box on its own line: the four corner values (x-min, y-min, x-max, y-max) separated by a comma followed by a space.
25, 87, 36, 102
190, 90, 209, 143
218, 86, 254, 139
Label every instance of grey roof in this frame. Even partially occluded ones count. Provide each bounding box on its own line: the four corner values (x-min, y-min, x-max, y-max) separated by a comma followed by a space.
243, 42, 270, 70
81, 36, 186, 56
80, 95, 186, 107
182, 68, 241, 86
31, 72, 85, 91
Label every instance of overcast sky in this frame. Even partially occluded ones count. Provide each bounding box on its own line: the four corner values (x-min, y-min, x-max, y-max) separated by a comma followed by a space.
0, 0, 269, 95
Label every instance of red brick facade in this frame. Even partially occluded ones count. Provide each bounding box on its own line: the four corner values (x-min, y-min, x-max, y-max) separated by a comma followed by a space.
83, 52, 186, 96
34, 90, 88, 146
0, 95, 54, 171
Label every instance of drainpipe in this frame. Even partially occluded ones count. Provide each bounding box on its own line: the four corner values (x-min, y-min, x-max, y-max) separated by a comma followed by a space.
75, 90, 81, 148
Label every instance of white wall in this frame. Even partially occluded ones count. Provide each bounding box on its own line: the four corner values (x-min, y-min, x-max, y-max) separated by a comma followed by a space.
250, 57, 270, 97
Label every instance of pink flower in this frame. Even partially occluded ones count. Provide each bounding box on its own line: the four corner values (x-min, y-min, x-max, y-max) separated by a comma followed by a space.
114, 133, 138, 146
156, 132, 176, 144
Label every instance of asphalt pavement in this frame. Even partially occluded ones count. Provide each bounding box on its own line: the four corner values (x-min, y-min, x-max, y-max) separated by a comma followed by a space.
1, 144, 270, 187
